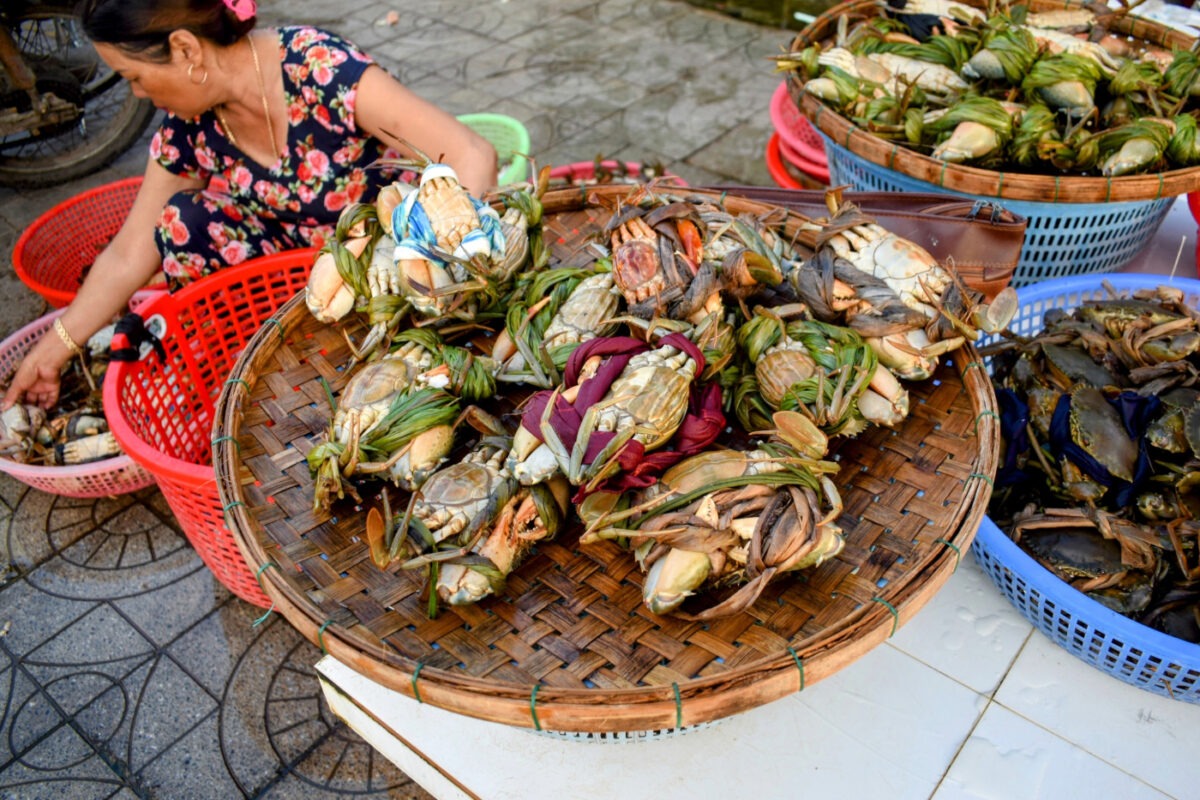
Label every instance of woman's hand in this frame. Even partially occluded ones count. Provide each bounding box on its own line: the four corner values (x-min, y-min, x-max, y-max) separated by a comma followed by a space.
3, 159, 199, 410
2, 326, 77, 410
355, 66, 499, 196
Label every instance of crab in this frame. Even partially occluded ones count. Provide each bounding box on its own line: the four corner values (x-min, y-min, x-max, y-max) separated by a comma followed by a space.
434, 476, 570, 606
408, 438, 516, 546
736, 310, 910, 439
817, 46, 969, 96
607, 203, 715, 320
508, 336, 702, 488
579, 420, 843, 619
490, 269, 622, 388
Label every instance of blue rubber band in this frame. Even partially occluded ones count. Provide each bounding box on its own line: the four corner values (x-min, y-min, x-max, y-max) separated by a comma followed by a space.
786, 646, 806, 691
222, 500, 245, 527
254, 561, 279, 614
317, 619, 334, 654
871, 597, 900, 637
252, 602, 275, 627
974, 409, 999, 434
225, 377, 251, 392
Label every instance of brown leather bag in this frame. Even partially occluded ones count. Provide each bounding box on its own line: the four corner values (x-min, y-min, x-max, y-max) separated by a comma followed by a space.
714, 186, 1027, 301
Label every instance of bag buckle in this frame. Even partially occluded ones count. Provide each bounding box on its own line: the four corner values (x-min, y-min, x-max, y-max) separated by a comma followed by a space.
967, 200, 1006, 224
109, 313, 167, 362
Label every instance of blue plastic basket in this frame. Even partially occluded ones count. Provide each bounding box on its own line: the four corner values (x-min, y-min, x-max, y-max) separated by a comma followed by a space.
818, 132, 1176, 287
974, 273, 1200, 703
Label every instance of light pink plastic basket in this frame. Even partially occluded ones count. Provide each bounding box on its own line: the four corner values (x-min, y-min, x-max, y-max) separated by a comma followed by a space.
0, 310, 155, 497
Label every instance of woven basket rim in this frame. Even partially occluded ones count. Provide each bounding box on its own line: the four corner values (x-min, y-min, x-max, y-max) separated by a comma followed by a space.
786, 0, 1200, 204
213, 185, 1000, 732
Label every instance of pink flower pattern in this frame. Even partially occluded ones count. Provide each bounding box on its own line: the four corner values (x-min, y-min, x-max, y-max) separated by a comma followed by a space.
151, 27, 391, 290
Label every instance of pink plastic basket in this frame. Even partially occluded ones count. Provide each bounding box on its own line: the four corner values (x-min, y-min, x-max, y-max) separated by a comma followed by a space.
548, 160, 687, 186
776, 131, 830, 184
0, 310, 155, 497
769, 80, 828, 171
104, 250, 316, 607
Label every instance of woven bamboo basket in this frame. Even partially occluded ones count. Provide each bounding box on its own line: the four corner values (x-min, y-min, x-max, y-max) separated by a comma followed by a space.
212, 185, 1000, 733
786, 0, 1200, 204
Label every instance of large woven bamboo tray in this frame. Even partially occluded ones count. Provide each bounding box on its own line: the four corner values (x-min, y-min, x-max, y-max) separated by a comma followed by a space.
787, 0, 1200, 204
213, 185, 1000, 733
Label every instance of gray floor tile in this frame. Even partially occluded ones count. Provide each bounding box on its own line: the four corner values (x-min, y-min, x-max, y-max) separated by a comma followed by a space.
0, 725, 124, 800
110, 564, 236, 648
687, 119, 777, 187
22, 605, 155, 677
168, 604, 273, 697
134, 713, 242, 800
24, 517, 207, 604
126, 657, 219, 773
0, 666, 63, 769
0, 582, 99, 657
218, 623, 319, 794
256, 742, 431, 799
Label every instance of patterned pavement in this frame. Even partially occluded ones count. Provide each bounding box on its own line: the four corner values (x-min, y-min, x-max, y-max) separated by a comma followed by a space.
0, 1, 787, 797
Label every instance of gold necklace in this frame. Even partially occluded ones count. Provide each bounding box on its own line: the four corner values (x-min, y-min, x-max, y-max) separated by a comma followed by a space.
214, 34, 278, 160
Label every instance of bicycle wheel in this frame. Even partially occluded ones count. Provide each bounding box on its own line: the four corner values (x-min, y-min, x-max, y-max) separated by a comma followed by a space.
0, 5, 155, 188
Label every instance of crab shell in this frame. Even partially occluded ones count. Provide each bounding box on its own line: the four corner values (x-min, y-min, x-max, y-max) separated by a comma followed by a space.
436, 477, 569, 606
417, 164, 482, 254
412, 442, 515, 543
590, 344, 697, 452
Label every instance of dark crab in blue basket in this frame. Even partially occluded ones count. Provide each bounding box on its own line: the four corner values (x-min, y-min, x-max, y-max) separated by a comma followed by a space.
1011, 508, 1168, 616
986, 282, 1200, 643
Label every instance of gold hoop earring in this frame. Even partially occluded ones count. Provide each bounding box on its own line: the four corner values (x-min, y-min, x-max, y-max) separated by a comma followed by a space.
187, 63, 208, 85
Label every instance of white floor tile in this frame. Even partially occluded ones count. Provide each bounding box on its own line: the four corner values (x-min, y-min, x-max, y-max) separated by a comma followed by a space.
933, 702, 1172, 800
994, 633, 1200, 799
317, 641, 987, 800
890, 556, 1033, 694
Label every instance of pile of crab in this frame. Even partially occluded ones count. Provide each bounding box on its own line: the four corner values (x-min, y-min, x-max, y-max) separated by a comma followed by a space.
1, 325, 128, 468
984, 283, 1200, 643
781, 0, 1200, 176
301, 160, 1014, 620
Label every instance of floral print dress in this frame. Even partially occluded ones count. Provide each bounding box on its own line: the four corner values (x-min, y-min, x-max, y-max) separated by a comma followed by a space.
151, 27, 392, 290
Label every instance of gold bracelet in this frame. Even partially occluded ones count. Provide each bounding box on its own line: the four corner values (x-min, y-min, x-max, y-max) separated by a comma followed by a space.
53, 317, 84, 357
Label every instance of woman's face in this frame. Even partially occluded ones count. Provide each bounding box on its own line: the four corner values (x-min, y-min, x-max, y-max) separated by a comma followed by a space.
94, 42, 210, 119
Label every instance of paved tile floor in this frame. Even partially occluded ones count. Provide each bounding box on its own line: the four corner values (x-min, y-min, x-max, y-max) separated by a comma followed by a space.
0, 1, 791, 797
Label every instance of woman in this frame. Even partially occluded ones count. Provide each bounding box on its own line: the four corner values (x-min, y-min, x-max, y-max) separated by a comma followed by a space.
3, 0, 497, 410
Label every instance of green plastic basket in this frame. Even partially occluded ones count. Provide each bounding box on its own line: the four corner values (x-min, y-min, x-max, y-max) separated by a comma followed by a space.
457, 113, 530, 185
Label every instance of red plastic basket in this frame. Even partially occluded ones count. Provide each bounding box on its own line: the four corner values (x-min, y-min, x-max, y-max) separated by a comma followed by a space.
769, 80, 828, 171
0, 310, 155, 497
13, 177, 166, 308
103, 250, 316, 607
766, 133, 804, 189
548, 160, 687, 186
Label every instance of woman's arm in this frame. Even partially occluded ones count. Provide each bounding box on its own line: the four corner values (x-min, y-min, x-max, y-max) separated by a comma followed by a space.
354, 65, 499, 197
3, 159, 203, 409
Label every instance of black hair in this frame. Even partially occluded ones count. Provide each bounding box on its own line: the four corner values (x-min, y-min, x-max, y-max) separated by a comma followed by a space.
77, 0, 255, 62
